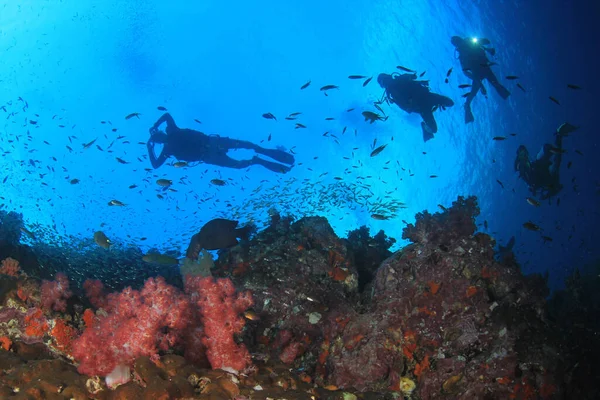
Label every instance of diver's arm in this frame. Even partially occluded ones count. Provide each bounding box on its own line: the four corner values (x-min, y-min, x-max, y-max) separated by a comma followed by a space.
152, 113, 178, 131
147, 139, 168, 169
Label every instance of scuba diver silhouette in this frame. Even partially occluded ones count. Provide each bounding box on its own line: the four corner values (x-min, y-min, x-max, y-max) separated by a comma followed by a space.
377, 72, 454, 142
451, 36, 510, 124
147, 113, 295, 172
514, 123, 577, 200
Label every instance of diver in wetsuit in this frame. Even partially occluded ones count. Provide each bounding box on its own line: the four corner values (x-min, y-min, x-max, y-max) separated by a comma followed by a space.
147, 113, 295, 172
451, 36, 510, 124
377, 72, 454, 142
514, 128, 569, 200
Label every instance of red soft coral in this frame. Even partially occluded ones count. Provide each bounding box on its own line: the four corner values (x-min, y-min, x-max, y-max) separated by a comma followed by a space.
71, 277, 192, 376
0, 257, 20, 277
83, 279, 107, 309
40, 273, 72, 312
185, 276, 253, 372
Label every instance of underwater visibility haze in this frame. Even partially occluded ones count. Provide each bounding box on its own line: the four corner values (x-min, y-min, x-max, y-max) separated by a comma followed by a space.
0, 0, 599, 399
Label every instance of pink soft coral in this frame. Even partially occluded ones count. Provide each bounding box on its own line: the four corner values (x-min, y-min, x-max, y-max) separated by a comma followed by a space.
83, 279, 107, 309
40, 273, 72, 312
0, 257, 20, 277
72, 277, 192, 376
185, 276, 253, 372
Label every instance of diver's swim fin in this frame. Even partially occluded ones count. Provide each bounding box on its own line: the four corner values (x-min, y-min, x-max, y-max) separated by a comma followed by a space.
465, 105, 475, 124
492, 81, 510, 100
421, 122, 434, 142
256, 148, 295, 165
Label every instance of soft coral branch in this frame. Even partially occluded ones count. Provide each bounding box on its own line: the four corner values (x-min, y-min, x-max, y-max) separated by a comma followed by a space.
41, 273, 72, 312
185, 276, 253, 372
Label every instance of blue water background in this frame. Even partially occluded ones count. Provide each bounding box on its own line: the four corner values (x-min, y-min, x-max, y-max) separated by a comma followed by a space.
1, 0, 598, 291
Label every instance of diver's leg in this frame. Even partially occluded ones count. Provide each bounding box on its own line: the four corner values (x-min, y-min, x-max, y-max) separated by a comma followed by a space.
464, 80, 481, 123
251, 156, 291, 173
215, 136, 295, 165
428, 93, 455, 110
254, 147, 295, 164
202, 153, 253, 170
203, 152, 290, 173
213, 136, 260, 151
486, 71, 510, 99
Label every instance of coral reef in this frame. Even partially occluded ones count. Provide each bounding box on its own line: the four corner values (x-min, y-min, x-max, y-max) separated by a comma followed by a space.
0, 210, 24, 247
0, 196, 590, 398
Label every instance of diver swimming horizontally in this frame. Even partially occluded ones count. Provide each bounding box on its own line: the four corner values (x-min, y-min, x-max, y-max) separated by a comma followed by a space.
451, 36, 510, 124
147, 113, 295, 172
377, 72, 454, 142
514, 123, 578, 200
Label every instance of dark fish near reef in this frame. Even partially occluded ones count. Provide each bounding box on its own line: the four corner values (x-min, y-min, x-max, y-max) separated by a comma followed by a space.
244, 310, 260, 321
70, 178, 80, 184
493, 136, 506, 141
526, 197, 541, 207
82, 138, 97, 149
505, 75, 519, 80
20, 227, 36, 240
371, 214, 390, 220
516, 83, 526, 92
396, 66, 414, 73
157, 106, 167, 111
301, 80, 311, 90
567, 84, 582, 90
320, 85, 339, 95
557, 122, 579, 136
549, 96, 560, 105
142, 253, 179, 265
93, 231, 112, 249
523, 221, 541, 231
458, 84, 471, 89
262, 112, 277, 121
370, 144, 387, 157
173, 161, 188, 168
362, 111, 388, 124
108, 199, 126, 207
186, 218, 252, 259
348, 75, 367, 79
210, 179, 226, 186
156, 179, 172, 187
363, 77, 373, 87
125, 112, 141, 120
548, 146, 566, 154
